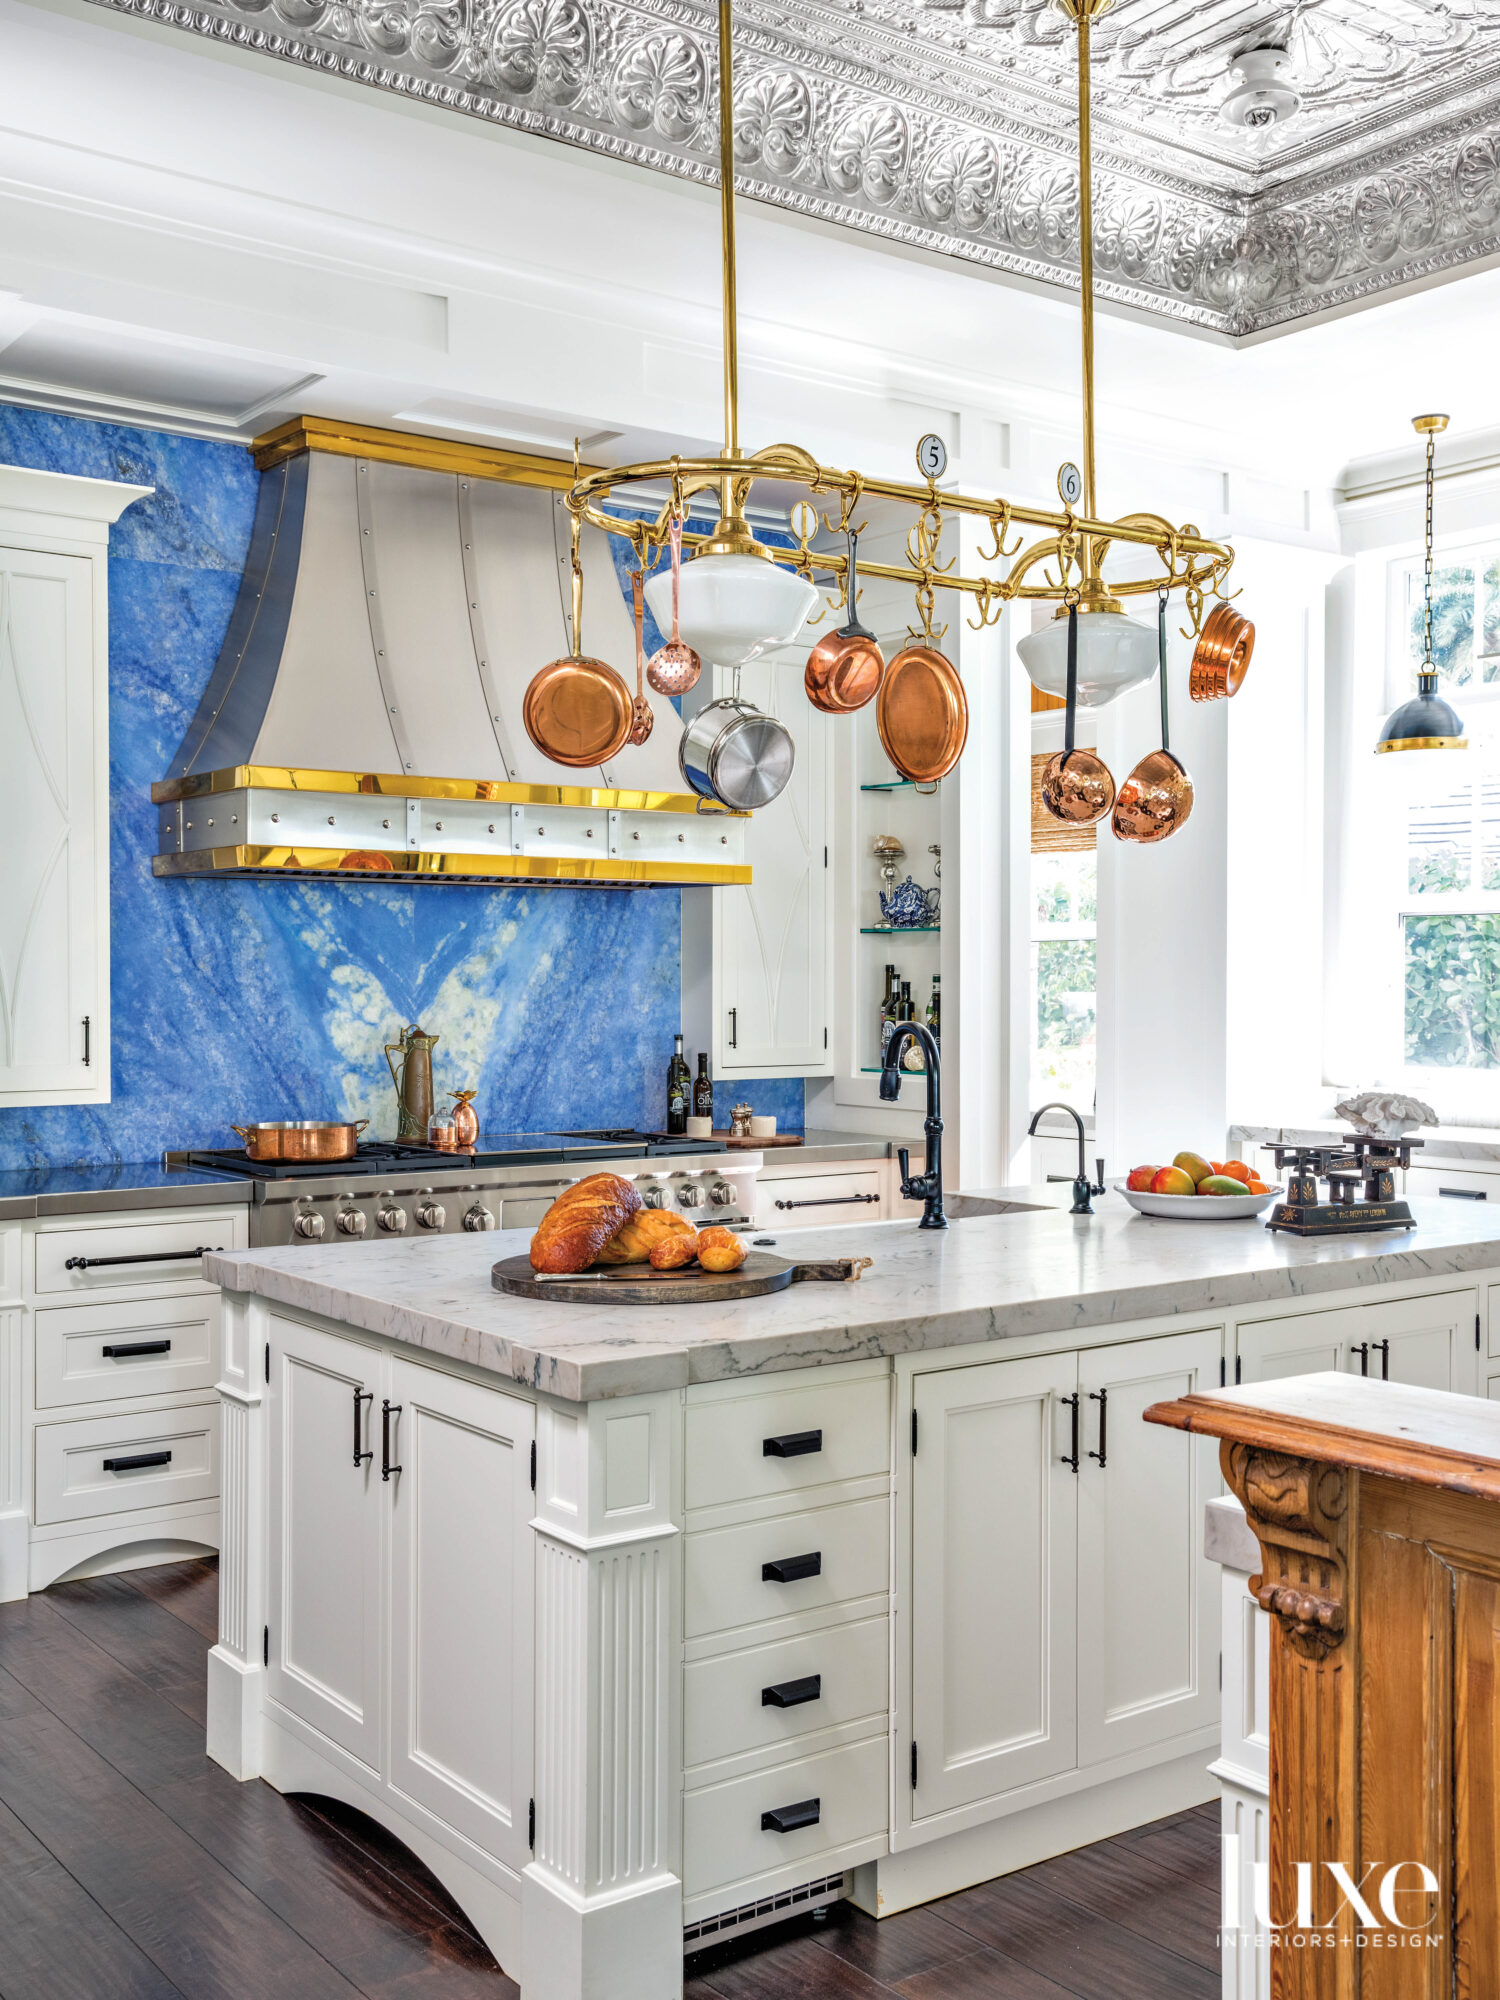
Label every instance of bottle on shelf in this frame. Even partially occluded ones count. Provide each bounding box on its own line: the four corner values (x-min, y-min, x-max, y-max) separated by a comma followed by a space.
927, 975, 940, 1043
693, 1051, 713, 1121
900, 981, 925, 1070
666, 1033, 690, 1135
880, 967, 901, 1062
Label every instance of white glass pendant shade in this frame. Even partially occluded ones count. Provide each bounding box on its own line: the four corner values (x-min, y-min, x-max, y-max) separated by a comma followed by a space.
1017, 606, 1159, 708
644, 553, 818, 670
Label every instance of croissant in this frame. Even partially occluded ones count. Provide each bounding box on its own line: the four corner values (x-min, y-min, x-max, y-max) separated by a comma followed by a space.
529, 1173, 642, 1274
696, 1226, 748, 1273
594, 1208, 694, 1266
649, 1230, 699, 1270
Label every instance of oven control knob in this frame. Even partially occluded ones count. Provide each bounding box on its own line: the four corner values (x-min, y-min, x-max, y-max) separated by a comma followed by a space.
293, 1210, 326, 1239
377, 1204, 408, 1234
415, 1199, 446, 1231
641, 1184, 667, 1208
676, 1181, 703, 1209
709, 1180, 736, 1207
462, 1203, 496, 1233
336, 1208, 368, 1237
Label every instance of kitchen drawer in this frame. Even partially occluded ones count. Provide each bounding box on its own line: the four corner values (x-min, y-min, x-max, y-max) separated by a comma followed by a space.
683, 1733, 887, 1900
35, 1294, 218, 1409
686, 1374, 889, 1510
1407, 1165, 1500, 1202
755, 1170, 881, 1230
686, 1496, 888, 1639
685, 1613, 888, 1770
34, 1402, 219, 1525
35, 1210, 243, 1296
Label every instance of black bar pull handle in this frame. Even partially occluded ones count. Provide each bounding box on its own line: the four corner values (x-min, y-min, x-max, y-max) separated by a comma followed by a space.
82, 1015, 91, 1067
729, 1006, 738, 1049
1440, 1186, 1487, 1200
762, 1551, 821, 1584
102, 1340, 172, 1359
761, 1798, 820, 1834
353, 1387, 374, 1467
1351, 1341, 1370, 1376
1088, 1387, 1108, 1468
1061, 1392, 1080, 1473
762, 1674, 822, 1709
103, 1450, 171, 1473
65, 1247, 221, 1272
381, 1399, 403, 1481
1374, 1338, 1391, 1381
774, 1194, 879, 1210
763, 1429, 822, 1458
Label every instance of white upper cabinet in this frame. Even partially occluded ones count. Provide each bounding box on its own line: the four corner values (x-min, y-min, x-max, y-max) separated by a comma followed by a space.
0, 466, 150, 1107
683, 651, 833, 1079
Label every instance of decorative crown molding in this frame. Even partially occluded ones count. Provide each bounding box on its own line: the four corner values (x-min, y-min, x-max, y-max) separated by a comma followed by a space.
83, 0, 1500, 338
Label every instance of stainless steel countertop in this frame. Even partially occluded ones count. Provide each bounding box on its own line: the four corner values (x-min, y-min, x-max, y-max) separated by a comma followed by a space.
777, 1130, 897, 1164
0, 1165, 251, 1221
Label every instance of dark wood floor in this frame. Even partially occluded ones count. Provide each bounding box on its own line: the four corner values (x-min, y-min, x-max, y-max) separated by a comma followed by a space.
0, 1557, 1219, 2000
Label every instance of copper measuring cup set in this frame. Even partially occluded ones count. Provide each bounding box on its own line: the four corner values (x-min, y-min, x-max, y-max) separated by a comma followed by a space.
1040, 598, 1253, 844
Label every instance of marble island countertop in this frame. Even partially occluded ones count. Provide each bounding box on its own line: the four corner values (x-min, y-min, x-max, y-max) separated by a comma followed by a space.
206, 1190, 1500, 1404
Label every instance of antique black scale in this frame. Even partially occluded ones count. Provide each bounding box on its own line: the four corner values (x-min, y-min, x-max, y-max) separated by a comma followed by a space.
1265, 1136, 1420, 1237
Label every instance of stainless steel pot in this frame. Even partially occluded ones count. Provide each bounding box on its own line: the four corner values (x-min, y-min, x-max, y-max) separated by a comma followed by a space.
679, 696, 795, 810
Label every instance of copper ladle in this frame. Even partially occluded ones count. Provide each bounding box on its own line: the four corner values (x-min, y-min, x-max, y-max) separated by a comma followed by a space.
805, 528, 884, 714
1040, 604, 1115, 826
1112, 593, 1194, 844
646, 515, 702, 698
628, 571, 654, 746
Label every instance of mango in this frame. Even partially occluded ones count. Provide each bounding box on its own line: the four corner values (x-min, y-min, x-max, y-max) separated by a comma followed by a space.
1126, 1165, 1160, 1191
1151, 1166, 1196, 1196
1200, 1174, 1252, 1197
1172, 1151, 1214, 1185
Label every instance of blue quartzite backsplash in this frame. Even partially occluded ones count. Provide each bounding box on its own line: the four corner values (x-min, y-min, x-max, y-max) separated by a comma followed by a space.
0, 407, 801, 1170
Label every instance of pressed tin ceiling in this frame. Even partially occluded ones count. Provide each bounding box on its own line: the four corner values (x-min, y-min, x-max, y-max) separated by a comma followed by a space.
87, 0, 1500, 338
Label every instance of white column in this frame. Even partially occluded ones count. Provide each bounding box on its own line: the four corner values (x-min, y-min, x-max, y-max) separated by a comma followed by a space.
524, 1390, 683, 2000
205, 1287, 267, 1780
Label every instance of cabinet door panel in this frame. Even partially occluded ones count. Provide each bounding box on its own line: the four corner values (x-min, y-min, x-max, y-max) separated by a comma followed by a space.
267, 1316, 382, 1771
1077, 1327, 1221, 1767
0, 547, 98, 1097
910, 1352, 1077, 1820
1239, 1291, 1476, 1397
387, 1358, 534, 1869
1235, 1318, 1343, 1387
715, 656, 829, 1075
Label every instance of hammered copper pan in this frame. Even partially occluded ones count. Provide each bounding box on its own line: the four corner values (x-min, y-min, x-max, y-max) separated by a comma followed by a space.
804, 529, 884, 715
876, 643, 968, 783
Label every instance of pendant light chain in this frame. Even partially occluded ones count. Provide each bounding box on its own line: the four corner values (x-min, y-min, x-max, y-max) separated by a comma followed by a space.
1422, 425, 1436, 682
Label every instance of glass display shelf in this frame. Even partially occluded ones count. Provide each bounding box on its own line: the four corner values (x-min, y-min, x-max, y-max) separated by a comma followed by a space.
859, 779, 941, 793
861, 924, 939, 934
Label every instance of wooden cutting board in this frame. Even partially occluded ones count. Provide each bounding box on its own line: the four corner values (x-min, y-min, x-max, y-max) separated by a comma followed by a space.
491, 1250, 871, 1306
714, 1130, 805, 1148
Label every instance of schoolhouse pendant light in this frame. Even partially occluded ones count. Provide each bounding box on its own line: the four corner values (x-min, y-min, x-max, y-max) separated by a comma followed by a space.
1376, 414, 1467, 755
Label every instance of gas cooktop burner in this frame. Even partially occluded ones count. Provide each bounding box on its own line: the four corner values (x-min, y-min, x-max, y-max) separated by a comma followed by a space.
169, 1128, 727, 1182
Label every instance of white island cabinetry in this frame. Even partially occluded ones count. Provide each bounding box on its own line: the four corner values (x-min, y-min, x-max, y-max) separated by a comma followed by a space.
205, 1202, 1500, 1997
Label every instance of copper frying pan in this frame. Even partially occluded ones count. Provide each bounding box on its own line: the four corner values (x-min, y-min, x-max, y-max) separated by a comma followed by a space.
805, 529, 884, 714
523, 538, 633, 768
876, 641, 968, 783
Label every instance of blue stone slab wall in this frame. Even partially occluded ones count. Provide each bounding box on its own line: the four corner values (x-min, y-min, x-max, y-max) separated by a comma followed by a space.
0, 407, 803, 1169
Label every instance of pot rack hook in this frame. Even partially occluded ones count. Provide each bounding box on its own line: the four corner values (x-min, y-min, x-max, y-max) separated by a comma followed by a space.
977, 500, 1022, 565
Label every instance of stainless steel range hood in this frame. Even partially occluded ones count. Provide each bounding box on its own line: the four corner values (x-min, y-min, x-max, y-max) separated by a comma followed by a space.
151, 418, 747, 888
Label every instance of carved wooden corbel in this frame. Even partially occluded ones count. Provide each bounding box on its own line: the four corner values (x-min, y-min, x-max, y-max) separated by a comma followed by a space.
1221, 1441, 1351, 1657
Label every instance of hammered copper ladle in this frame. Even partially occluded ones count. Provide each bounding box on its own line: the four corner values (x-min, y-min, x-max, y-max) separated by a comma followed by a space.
646, 515, 702, 698
1112, 593, 1194, 844
1040, 604, 1115, 826
627, 570, 654, 746
805, 528, 884, 714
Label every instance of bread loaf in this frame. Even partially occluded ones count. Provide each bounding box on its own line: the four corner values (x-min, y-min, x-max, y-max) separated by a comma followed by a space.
529, 1173, 642, 1274
648, 1230, 699, 1270
696, 1226, 748, 1273
594, 1208, 694, 1266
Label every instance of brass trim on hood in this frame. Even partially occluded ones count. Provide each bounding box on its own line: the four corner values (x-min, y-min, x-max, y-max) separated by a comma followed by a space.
152, 846, 752, 886
252, 416, 604, 489
150, 765, 744, 814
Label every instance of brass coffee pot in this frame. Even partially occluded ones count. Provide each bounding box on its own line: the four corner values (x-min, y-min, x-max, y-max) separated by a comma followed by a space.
385, 1024, 438, 1141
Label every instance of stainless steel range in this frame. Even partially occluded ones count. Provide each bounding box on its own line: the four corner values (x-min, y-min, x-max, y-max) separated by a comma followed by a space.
168, 1131, 761, 1248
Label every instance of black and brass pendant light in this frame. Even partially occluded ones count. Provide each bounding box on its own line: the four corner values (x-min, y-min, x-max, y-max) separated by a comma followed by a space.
1376, 413, 1467, 755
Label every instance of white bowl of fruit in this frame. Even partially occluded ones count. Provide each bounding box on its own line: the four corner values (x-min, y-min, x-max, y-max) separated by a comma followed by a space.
1115, 1153, 1280, 1220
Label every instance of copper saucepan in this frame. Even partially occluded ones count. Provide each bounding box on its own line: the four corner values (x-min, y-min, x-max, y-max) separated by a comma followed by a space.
805, 529, 884, 714
523, 531, 633, 768
1189, 602, 1255, 702
230, 1120, 369, 1163
876, 638, 968, 784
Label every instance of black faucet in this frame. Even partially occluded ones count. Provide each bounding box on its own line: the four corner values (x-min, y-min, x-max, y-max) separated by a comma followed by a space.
880, 1023, 946, 1229
1028, 1102, 1105, 1216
